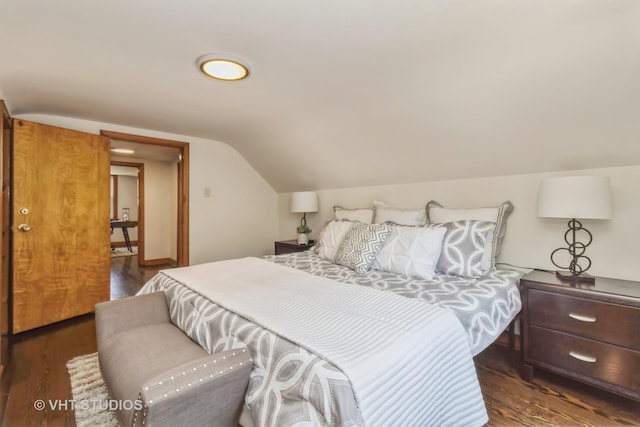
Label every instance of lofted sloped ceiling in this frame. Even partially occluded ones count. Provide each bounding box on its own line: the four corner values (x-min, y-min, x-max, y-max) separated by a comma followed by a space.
0, 0, 639, 192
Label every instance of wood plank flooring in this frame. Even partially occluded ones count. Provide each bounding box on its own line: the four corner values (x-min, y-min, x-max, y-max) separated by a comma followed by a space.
1, 256, 638, 426
109, 253, 168, 300
475, 344, 639, 426
0, 256, 167, 427
0, 314, 96, 426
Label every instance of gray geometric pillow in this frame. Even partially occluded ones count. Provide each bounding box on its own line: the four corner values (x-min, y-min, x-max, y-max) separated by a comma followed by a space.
432, 220, 495, 278
426, 201, 514, 272
334, 222, 392, 273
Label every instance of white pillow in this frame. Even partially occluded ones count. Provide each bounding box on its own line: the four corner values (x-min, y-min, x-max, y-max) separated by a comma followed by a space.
373, 201, 427, 226
426, 201, 513, 272
371, 226, 447, 280
314, 220, 354, 261
334, 206, 374, 224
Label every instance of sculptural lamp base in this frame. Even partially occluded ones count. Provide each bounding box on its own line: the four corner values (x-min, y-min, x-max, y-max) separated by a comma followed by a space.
555, 270, 595, 284
550, 218, 596, 285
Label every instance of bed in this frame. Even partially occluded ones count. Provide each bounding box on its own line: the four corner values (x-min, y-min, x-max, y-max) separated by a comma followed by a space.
138, 202, 522, 426
265, 250, 521, 356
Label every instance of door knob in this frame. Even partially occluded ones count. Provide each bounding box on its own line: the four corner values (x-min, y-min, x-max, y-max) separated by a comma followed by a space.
17, 224, 31, 232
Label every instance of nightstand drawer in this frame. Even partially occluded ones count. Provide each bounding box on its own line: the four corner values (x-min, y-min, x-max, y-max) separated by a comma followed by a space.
528, 289, 640, 349
529, 326, 640, 396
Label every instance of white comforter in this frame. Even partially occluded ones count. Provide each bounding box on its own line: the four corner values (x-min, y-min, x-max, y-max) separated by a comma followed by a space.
158, 257, 487, 426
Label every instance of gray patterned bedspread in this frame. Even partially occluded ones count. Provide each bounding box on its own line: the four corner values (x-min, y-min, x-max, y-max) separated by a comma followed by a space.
266, 250, 522, 355
140, 271, 363, 426
138, 252, 520, 426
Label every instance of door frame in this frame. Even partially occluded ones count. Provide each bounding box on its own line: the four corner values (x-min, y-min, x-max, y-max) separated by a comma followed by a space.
111, 161, 145, 262
100, 130, 189, 267
0, 101, 11, 339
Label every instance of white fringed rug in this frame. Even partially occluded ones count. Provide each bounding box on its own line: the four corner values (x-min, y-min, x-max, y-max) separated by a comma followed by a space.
110, 247, 138, 258
66, 353, 118, 427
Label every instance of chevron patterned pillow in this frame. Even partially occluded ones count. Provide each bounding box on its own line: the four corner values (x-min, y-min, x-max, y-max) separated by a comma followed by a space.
334, 222, 392, 273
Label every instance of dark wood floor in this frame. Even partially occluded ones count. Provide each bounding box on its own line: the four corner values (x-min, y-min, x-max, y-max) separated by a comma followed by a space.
1, 256, 639, 426
0, 255, 168, 427
109, 254, 169, 300
475, 342, 639, 426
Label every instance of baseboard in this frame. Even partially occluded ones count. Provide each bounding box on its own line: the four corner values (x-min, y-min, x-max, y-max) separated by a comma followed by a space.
141, 258, 177, 267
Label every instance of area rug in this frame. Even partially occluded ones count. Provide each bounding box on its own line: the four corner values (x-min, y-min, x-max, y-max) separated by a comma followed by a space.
66, 353, 118, 427
110, 246, 138, 258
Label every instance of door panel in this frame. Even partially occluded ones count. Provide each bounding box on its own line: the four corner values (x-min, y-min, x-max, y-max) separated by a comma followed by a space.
12, 119, 110, 333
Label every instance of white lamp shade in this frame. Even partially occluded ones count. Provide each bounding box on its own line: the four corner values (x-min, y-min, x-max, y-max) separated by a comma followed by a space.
291, 191, 318, 213
537, 176, 613, 220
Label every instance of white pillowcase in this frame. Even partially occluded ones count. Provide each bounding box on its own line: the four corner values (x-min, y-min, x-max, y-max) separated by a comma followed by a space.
371, 226, 447, 280
314, 220, 354, 261
373, 201, 427, 226
334, 206, 374, 224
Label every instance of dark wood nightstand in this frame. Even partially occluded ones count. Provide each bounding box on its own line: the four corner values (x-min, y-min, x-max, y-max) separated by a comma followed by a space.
520, 270, 640, 402
274, 240, 315, 255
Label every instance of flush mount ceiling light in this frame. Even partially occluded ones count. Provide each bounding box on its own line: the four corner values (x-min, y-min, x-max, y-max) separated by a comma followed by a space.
111, 148, 135, 155
197, 54, 250, 81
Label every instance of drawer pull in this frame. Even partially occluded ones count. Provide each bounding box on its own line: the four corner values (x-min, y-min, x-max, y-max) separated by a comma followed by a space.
569, 313, 596, 323
569, 351, 597, 363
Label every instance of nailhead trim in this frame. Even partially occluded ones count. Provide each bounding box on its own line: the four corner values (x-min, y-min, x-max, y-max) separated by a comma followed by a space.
140, 349, 252, 404
132, 391, 143, 425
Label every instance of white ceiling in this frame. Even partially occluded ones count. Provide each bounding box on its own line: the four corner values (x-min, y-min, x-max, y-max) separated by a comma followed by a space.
1, 0, 639, 192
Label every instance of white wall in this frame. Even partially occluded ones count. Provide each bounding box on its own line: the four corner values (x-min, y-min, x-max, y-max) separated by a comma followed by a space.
110, 160, 177, 260
279, 165, 640, 282
190, 141, 278, 262
17, 114, 279, 265
142, 159, 177, 260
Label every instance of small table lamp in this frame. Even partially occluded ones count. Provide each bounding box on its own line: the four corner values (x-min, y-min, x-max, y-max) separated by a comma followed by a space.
291, 191, 319, 245
537, 176, 613, 283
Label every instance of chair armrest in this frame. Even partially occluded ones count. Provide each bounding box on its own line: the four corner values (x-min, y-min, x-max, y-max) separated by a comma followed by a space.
96, 292, 171, 347
132, 348, 253, 427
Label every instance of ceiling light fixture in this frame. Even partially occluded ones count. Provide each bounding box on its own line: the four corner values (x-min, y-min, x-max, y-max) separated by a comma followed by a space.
111, 148, 135, 155
197, 54, 250, 81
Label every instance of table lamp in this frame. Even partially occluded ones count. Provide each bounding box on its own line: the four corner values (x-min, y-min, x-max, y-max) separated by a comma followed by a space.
537, 176, 612, 283
291, 191, 318, 245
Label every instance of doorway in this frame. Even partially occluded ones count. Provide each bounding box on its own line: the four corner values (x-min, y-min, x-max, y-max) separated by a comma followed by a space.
110, 162, 144, 259
101, 130, 189, 268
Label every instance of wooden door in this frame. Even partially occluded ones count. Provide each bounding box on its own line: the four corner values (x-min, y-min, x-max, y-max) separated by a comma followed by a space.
12, 119, 110, 333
